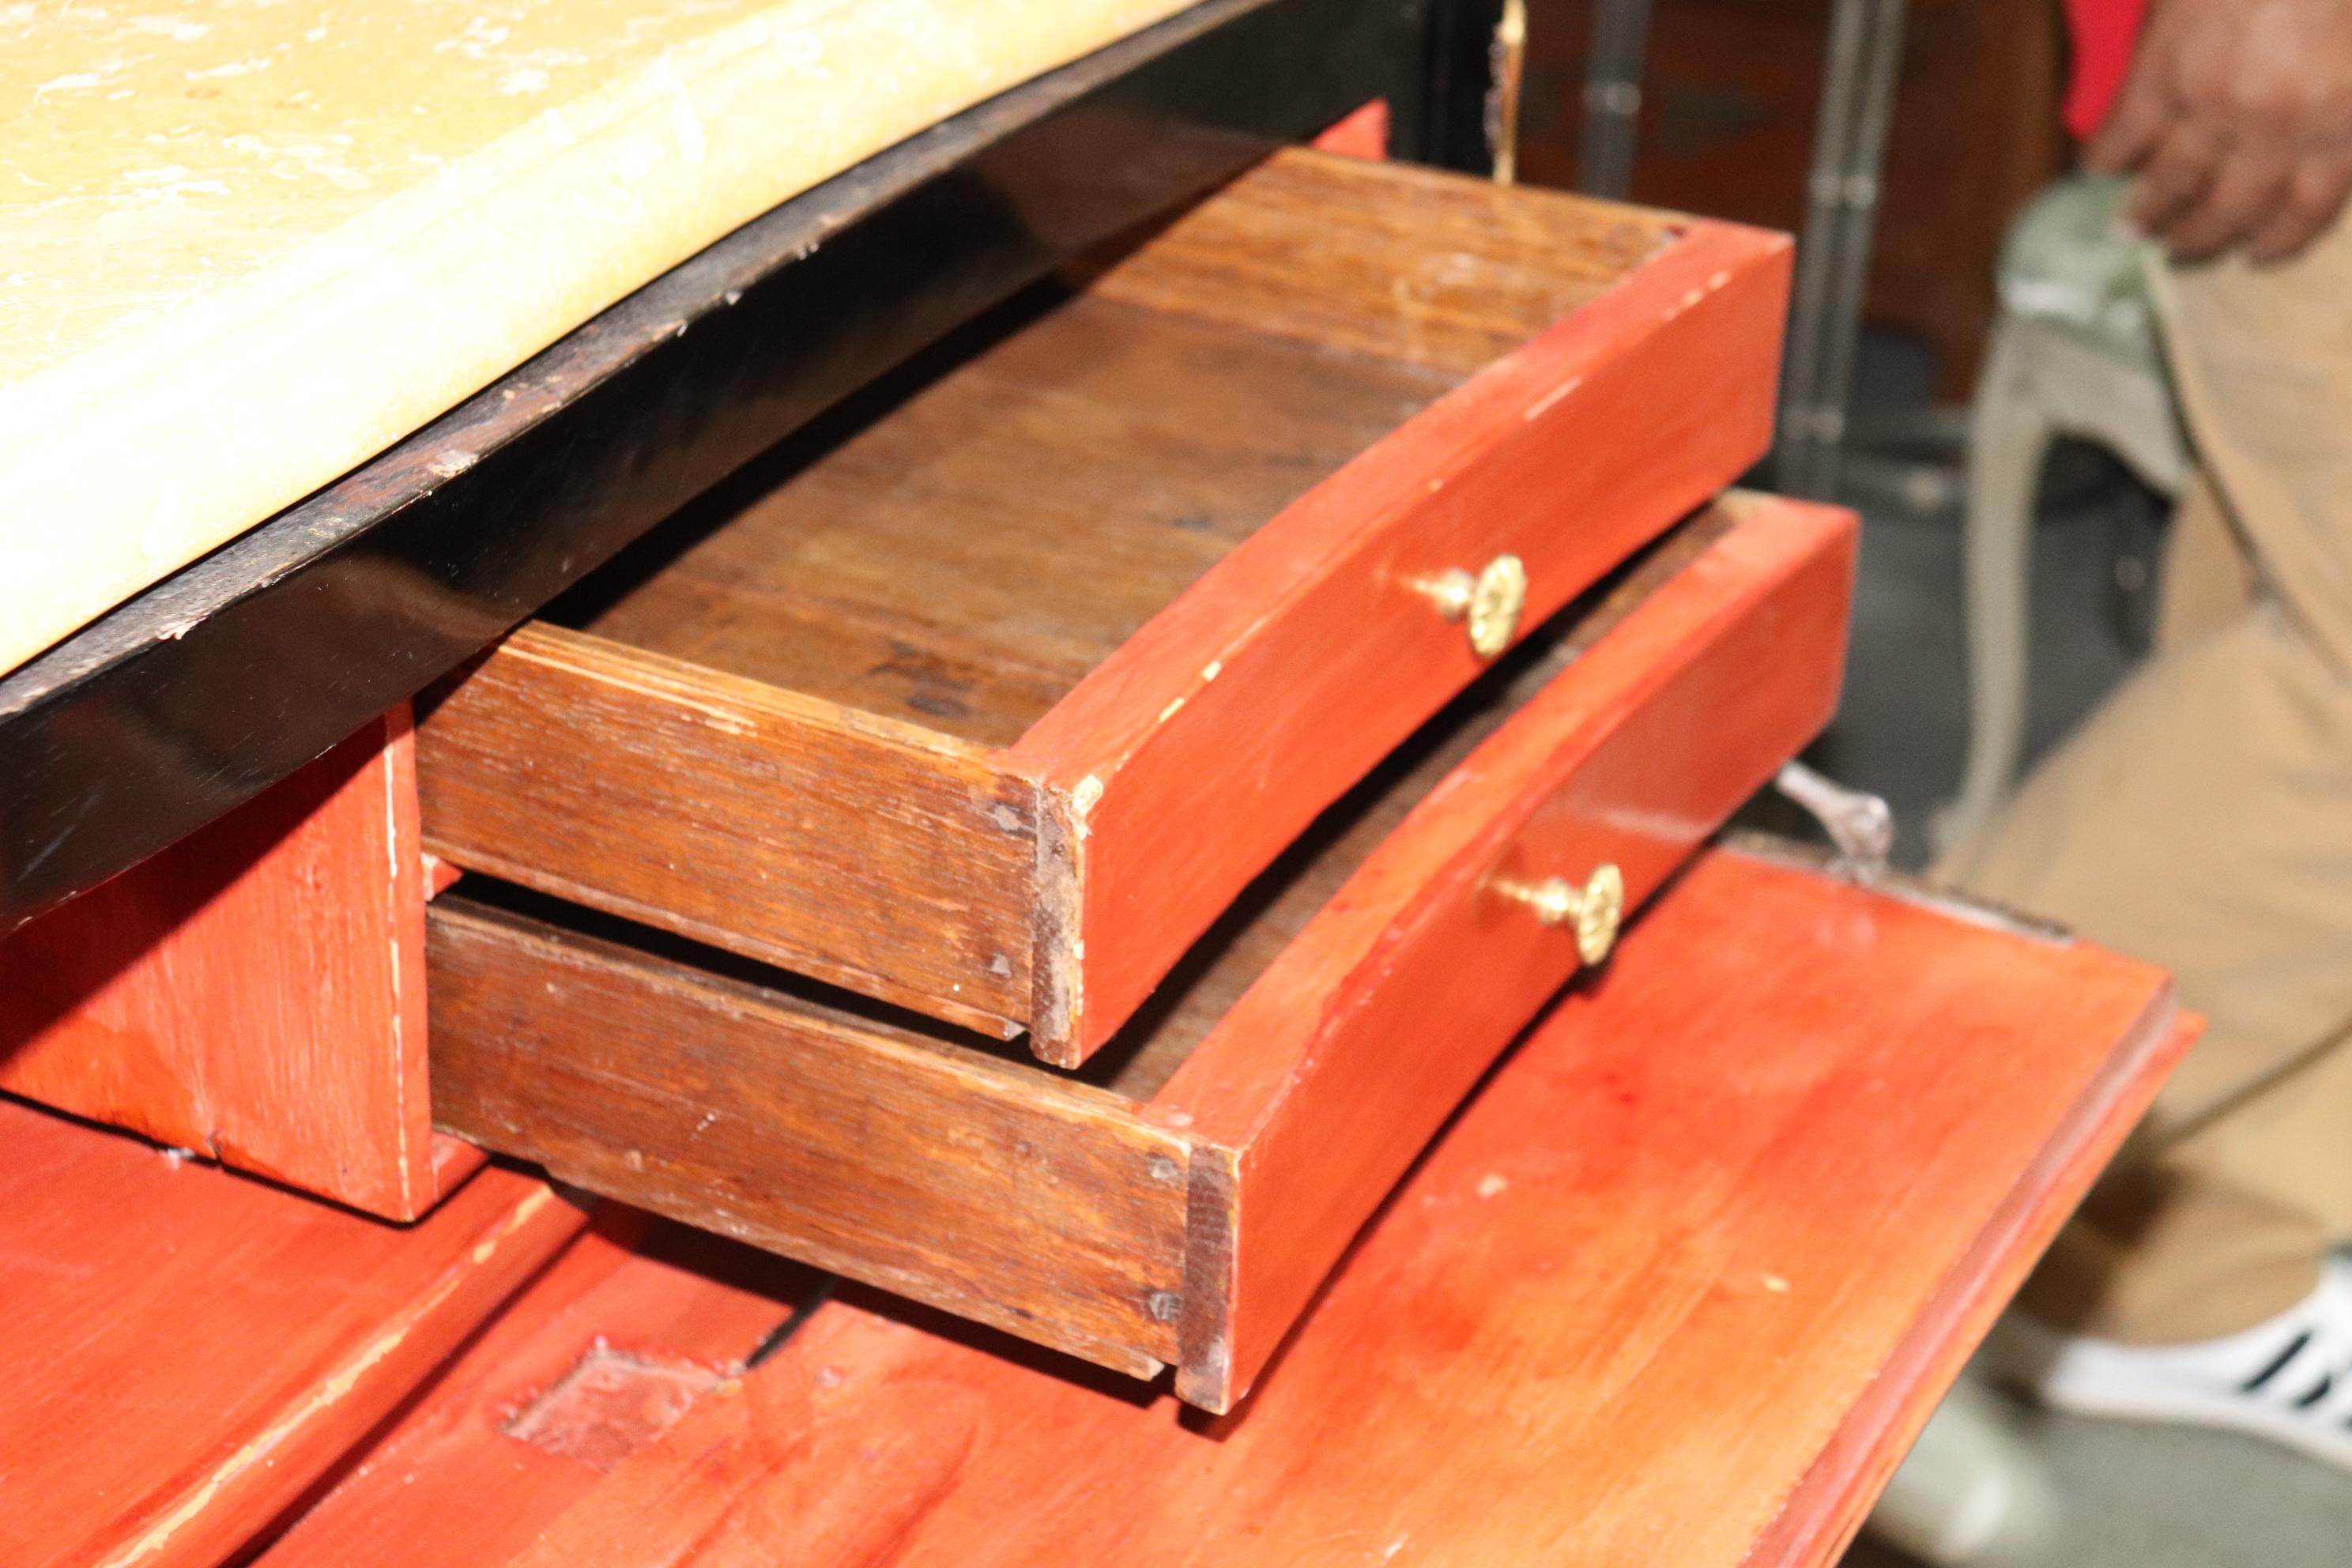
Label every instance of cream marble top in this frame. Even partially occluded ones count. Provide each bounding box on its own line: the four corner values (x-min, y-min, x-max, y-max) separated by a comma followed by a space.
0, 0, 1194, 675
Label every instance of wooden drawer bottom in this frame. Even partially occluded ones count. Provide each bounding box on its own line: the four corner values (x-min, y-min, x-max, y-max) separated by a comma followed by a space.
429, 493, 1854, 1411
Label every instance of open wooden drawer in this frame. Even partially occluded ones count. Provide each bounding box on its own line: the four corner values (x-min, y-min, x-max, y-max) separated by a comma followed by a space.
414, 149, 1792, 1065
426, 492, 1854, 1412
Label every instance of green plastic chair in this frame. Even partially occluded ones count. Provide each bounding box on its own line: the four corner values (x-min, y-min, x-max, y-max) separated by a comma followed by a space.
1934, 173, 2192, 852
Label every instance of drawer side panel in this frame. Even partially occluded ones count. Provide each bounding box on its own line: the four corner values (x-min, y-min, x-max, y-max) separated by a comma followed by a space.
418, 624, 1036, 1037
428, 900, 1189, 1373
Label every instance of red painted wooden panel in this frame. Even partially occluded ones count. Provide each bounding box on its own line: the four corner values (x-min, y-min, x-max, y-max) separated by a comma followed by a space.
1006, 217, 1794, 1061
455, 849, 2181, 1568
0, 1100, 583, 1568
1157, 492, 1856, 1407
1309, 100, 1390, 159
257, 1214, 810, 1568
0, 709, 444, 1218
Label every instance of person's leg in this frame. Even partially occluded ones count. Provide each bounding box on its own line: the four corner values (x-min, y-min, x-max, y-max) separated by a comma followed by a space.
2153, 470, 2252, 650
1940, 597, 2352, 1135
1942, 212, 2352, 1381
1951, 614, 2352, 1467
2153, 211, 2352, 684
2016, 1164, 2323, 1345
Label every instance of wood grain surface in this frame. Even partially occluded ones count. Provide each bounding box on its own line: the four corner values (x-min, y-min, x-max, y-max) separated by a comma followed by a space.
420, 150, 1790, 1058
255, 1212, 818, 1568
0, 1100, 584, 1568
383, 848, 2184, 1568
560, 288, 1459, 748
1080, 144, 1675, 374
417, 625, 1038, 1037
429, 499, 1850, 1402
428, 900, 1193, 1377
0, 708, 450, 1217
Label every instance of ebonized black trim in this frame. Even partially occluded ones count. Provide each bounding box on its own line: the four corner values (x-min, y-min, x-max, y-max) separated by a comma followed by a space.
1412, 0, 1506, 172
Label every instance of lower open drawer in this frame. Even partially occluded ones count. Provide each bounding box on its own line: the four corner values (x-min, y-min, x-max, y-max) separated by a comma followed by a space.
427, 492, 1854, 1412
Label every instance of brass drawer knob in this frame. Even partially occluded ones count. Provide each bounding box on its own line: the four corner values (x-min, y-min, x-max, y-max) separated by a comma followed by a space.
1423, 554, 1528, 659
1497, 862, 1624, 967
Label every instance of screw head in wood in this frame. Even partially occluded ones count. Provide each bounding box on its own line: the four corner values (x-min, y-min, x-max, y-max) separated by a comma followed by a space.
1464, 554, 1528, 658
1498, 862, 1625, 967
1420, 555, 1528, 659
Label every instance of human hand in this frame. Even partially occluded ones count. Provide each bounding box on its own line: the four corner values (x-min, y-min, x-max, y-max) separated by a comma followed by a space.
2089, 0, 2352, 262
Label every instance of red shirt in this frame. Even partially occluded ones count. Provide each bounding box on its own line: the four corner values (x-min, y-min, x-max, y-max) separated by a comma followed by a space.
2065, 0, 2150, 138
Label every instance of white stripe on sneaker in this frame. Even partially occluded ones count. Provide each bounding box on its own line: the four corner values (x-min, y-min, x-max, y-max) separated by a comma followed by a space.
1982, 1257, 2352, 1472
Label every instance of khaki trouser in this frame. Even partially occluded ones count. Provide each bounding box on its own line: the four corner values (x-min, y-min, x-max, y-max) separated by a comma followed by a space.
1939, 209, 2352, 1346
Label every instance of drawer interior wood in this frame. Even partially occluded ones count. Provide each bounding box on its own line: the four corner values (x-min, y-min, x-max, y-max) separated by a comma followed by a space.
429, 493, 1856, 1412
550, 174, 1669, 750
418, 149, 1790, 1063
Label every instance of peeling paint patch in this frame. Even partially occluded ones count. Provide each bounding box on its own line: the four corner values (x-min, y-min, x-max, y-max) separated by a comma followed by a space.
502, 1344, 727, 1472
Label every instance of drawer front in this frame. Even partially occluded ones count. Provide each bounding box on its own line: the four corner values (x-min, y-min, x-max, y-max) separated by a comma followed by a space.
1158, 492, 1856, 1408
428, 495, 1853, 1411
1012, 195, 1794, 1062
417, 152, 1792, 1065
